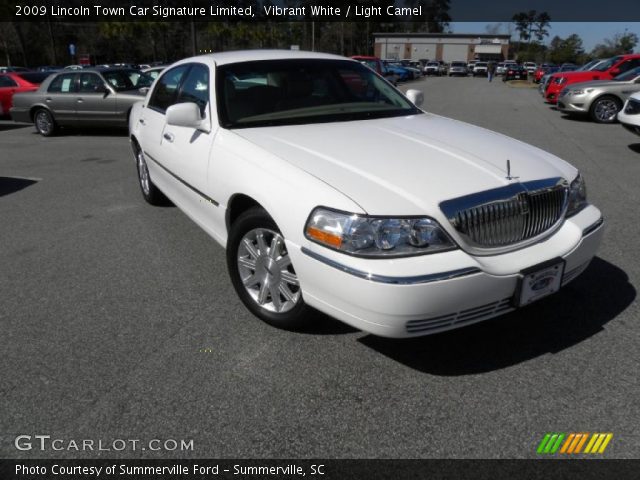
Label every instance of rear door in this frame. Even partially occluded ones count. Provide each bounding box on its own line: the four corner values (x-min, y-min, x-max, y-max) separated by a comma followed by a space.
45, 73, 79, 124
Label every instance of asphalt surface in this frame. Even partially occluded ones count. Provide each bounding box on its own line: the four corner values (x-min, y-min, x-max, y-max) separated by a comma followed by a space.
1, 76, 639, 459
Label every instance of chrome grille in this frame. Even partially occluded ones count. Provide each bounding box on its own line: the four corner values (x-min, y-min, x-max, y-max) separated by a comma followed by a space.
441, 178, 568, 249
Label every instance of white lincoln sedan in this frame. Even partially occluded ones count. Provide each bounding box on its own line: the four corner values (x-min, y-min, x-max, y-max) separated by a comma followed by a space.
129, 50, 604, 338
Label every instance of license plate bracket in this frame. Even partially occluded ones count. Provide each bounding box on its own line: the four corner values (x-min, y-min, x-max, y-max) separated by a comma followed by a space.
514, 258, 565, 307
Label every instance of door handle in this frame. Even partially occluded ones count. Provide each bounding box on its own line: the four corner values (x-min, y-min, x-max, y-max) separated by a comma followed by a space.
45, 97, 52, 102
163, 132, 175, 143
77, 98, 84, 103
139, 118, 146, 125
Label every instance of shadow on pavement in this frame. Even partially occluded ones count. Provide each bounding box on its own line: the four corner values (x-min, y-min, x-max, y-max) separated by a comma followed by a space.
0, 176, 38, 196
30, 127, 128, 137
358, 257, 635, 375
0, 122, 30, 132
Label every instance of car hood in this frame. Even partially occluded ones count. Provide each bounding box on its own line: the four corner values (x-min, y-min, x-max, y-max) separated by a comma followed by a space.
234, 113, 576, 215
554, 70, 610, 81
565, 79, 636, 90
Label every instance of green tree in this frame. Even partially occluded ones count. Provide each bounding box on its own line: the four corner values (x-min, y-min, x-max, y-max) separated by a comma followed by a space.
548, 34, 584, 64
592, 31, 639, 58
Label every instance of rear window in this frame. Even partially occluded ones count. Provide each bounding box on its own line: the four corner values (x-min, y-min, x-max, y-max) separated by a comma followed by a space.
16, 72, 51, 84
0, 75, 18, 87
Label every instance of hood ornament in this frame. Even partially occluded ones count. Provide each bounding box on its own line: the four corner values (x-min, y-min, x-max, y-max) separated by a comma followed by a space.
506, 159, 519, 181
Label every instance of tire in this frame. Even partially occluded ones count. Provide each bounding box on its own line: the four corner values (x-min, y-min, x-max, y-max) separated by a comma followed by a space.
589, 95, 622, 124
132, 141, 168, 205
34, 108, 56, 137
227, 207, 310, 330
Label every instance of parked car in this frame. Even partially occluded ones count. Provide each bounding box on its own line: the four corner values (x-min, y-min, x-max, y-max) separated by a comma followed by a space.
423, 61, 442, 76
142, 65, 168, 80
558, 67, 640, 123
467, 60, 478, 74
617, 91, 640, 135
352, 56, 399, 85
544, 54, 640, 103
533, 64, 556, 83
524, 62, 537, 74
502, 64, 528, 81
0, 72, 51, 117
383, 61, 413, 82
448, 61, 468, 77
0, 66, 31, 73
128, 50, 603, 338
10, 68, 153, 135
472, 62, 488, 77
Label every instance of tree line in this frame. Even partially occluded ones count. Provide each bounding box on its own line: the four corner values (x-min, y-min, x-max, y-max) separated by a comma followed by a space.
508, 10, 638, 64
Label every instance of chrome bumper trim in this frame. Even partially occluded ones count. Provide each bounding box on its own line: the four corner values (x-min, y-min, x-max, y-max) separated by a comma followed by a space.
301, 247, 481, 285
583, 216, 604, 237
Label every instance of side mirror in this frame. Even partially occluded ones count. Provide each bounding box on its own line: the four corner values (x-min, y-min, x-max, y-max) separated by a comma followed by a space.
166, 102, 209, 131
405, 89, 424, 108
611, 68, 620, 76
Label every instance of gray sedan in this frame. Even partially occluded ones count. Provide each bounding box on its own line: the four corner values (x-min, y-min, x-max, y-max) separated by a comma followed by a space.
10, 68, 152, 136
557, 66, 640, 123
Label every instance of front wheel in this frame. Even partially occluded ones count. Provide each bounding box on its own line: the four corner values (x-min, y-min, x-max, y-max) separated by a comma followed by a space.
34, 109, 56, 137
590, 96, 622, 123
227, 207, 310, 330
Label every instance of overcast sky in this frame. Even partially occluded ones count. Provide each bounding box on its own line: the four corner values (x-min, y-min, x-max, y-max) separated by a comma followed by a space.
449, 22, 640, 51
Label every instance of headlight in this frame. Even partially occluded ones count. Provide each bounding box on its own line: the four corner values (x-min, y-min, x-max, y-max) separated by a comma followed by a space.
566, 174, 587, 217
304, 208, 456, 257
569, 88, 593, 95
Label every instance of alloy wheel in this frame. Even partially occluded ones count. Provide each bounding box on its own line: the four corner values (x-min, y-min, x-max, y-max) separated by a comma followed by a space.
236, 228, 300, 313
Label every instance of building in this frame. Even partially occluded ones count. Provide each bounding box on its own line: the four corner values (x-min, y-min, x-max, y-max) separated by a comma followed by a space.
373, 33, 511, 63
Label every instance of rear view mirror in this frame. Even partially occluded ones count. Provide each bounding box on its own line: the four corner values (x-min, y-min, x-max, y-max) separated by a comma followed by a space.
405, 89, 424, 108
166, 102, 209, 131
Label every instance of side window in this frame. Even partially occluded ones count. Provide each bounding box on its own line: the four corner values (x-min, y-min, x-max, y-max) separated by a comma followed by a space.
78, 73, 104, 93
148, 65, 189, 113
0, 76, 18, 87
617, 59, 640, 74
48, 74, 77, 93
176, 64, 210, 116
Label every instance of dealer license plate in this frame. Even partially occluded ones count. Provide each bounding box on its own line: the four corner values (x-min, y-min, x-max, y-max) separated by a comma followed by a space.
517, 259, 565, 307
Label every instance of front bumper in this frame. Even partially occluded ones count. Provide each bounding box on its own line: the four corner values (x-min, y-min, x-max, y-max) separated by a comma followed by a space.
617, 111, 640, 135
289, 206, 604, 338
557, 93, 590, 113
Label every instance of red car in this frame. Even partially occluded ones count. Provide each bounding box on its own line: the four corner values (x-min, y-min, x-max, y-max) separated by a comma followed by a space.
0, 72, 51, 117
533, 64, 555, 83
544, 54, 640, 103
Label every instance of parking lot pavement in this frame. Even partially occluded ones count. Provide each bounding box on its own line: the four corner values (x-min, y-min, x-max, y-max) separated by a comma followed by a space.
1, 77, 639, 459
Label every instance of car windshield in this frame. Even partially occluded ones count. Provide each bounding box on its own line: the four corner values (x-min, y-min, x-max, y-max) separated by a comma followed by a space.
102, 70, 154, 91
593, 56, 622, 72
217, 59, 421, 129
427, 62, 439, 66
578, 59, 600, 71
476, 63, 487, 67
614, 66, 640, 81
452, 62, 466, 67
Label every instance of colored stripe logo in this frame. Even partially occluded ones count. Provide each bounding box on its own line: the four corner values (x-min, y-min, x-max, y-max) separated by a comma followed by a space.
537, 433, 613, 454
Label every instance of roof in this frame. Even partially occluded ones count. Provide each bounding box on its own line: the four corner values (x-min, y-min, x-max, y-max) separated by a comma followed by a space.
373, 32, 511, 39
199, 49, 348, 66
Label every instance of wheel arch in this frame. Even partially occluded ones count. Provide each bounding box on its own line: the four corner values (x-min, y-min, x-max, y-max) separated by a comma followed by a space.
29, 104, 52, 122
226, 193, 266, 233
